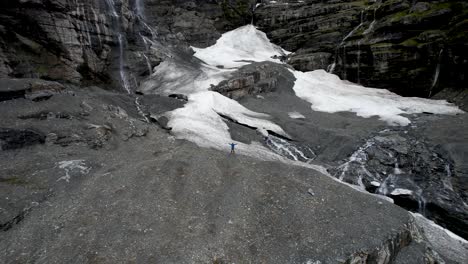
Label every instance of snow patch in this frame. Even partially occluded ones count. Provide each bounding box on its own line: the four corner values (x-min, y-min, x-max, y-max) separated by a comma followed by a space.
291, 70, 462, 126
57, 160, 90, 183
390, 188, 413, 196
192, 25, 289, 68
168, 91, 288, 160
288, 111, 305, 119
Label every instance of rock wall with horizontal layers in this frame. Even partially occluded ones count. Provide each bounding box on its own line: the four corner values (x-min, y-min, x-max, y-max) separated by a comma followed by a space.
255, 0, 468, 97
0, 0, 261, 90
0, 0, 133, 85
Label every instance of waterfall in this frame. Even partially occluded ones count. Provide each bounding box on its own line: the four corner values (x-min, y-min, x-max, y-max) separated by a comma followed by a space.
429, 49, 443, 97
142, 53, 152, 75
327, 62, 336, 73
265, 136, 315, 162
443, 164, 454, 191
363, 7, 378, 35
342, 10, 364, 43
135, 97, 150, 123
357, 40, 362, 84
394, 161, 403, 175
105, 0, 119, 17
118, 34, 131, 94
335, 140, 374, 181
377, 174, 396, 196
135, 0, 145, 18
327, 10, 364, 74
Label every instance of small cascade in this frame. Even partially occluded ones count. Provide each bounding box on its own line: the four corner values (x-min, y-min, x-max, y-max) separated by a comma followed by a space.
118, 34, 131, 94
335, 140, 374, 181
140, 20, 157, 39
377, 174, 397, 196
429, 49, 443, 97
135, 0, 145, 18
418, 193, 427, 215
327, 10, 364, 74
357, 40, 362, 83
105, 0, 119, 17
135, 97, 150, 123
265, 135, 316, 162
142, 53, 152, 75
342, 10, 364, 43
443, 164, 454, 191
363, 7, 378, 35
394, 161, 403, 175
327, 62, 336, 74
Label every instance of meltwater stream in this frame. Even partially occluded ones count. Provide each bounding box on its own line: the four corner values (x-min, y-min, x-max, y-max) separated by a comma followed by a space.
265, 135, 316, 163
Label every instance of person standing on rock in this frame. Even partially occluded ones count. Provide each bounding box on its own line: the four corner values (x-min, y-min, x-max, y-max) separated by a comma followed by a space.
229, 143, 237, 154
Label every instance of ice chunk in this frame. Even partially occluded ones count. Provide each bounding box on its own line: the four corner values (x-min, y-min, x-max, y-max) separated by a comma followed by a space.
288, 111, 306, 119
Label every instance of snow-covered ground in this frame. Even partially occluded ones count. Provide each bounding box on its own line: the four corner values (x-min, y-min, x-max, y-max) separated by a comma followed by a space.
292, 70, 462, 126
147, 24, 461, 163
192, 25, 289, 68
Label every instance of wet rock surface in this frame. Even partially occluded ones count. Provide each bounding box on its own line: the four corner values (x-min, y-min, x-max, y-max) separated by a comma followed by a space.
327, 116, 468, 240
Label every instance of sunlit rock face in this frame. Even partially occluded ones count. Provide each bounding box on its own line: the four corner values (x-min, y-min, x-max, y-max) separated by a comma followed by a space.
255, 0, 468, 97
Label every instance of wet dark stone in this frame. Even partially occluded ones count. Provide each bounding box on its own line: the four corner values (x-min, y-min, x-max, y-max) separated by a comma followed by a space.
0, 128, 45, 150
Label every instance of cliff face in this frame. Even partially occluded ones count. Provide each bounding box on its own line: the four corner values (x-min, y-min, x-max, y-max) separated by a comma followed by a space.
0, 0, 466, 98
256, 0, 468, 97
0, 0, 258, 90
0, 0, 124, 84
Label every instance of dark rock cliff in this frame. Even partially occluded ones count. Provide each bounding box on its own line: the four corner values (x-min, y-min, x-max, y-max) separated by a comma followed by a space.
1, 0, 466, 98
0, 0, 124, 84
255, 0, 468, 97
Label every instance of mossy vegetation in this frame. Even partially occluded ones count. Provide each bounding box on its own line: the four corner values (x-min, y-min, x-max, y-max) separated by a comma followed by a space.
0, 177, 29, 185
400, 38, 420, 47
220, 0, 252, 25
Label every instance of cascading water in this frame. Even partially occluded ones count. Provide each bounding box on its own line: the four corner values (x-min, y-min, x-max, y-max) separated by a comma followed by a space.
265, 135, 316, 162
118, 33, 131, 94
142, 53, 153, 75
327, 10, 364, 74
363, 7, 378, 35
355, 6, 379, 83
443, 164, 454, 191
135, 0, 145, 18
357, 40, 362, 83
335, 140, 374, 181
429, 49, 443, 97
105, 0, 132, 93
105, 0, 119, 17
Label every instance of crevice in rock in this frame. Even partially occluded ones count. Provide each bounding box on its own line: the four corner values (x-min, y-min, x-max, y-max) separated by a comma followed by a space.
217, 112, 257, 130
0, 90, 26, 102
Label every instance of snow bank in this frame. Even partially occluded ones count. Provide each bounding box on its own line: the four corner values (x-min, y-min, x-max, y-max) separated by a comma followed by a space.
192, 25, 288, 68
168, 91, 288, 160
292, 70, 462, 126
288, 111, 305, 119
140, 59, 231, 95
162, 25, 292, 159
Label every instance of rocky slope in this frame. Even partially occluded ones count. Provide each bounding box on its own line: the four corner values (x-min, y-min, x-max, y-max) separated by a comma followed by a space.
0, 83, 457, 263
1, 0, 468, 262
